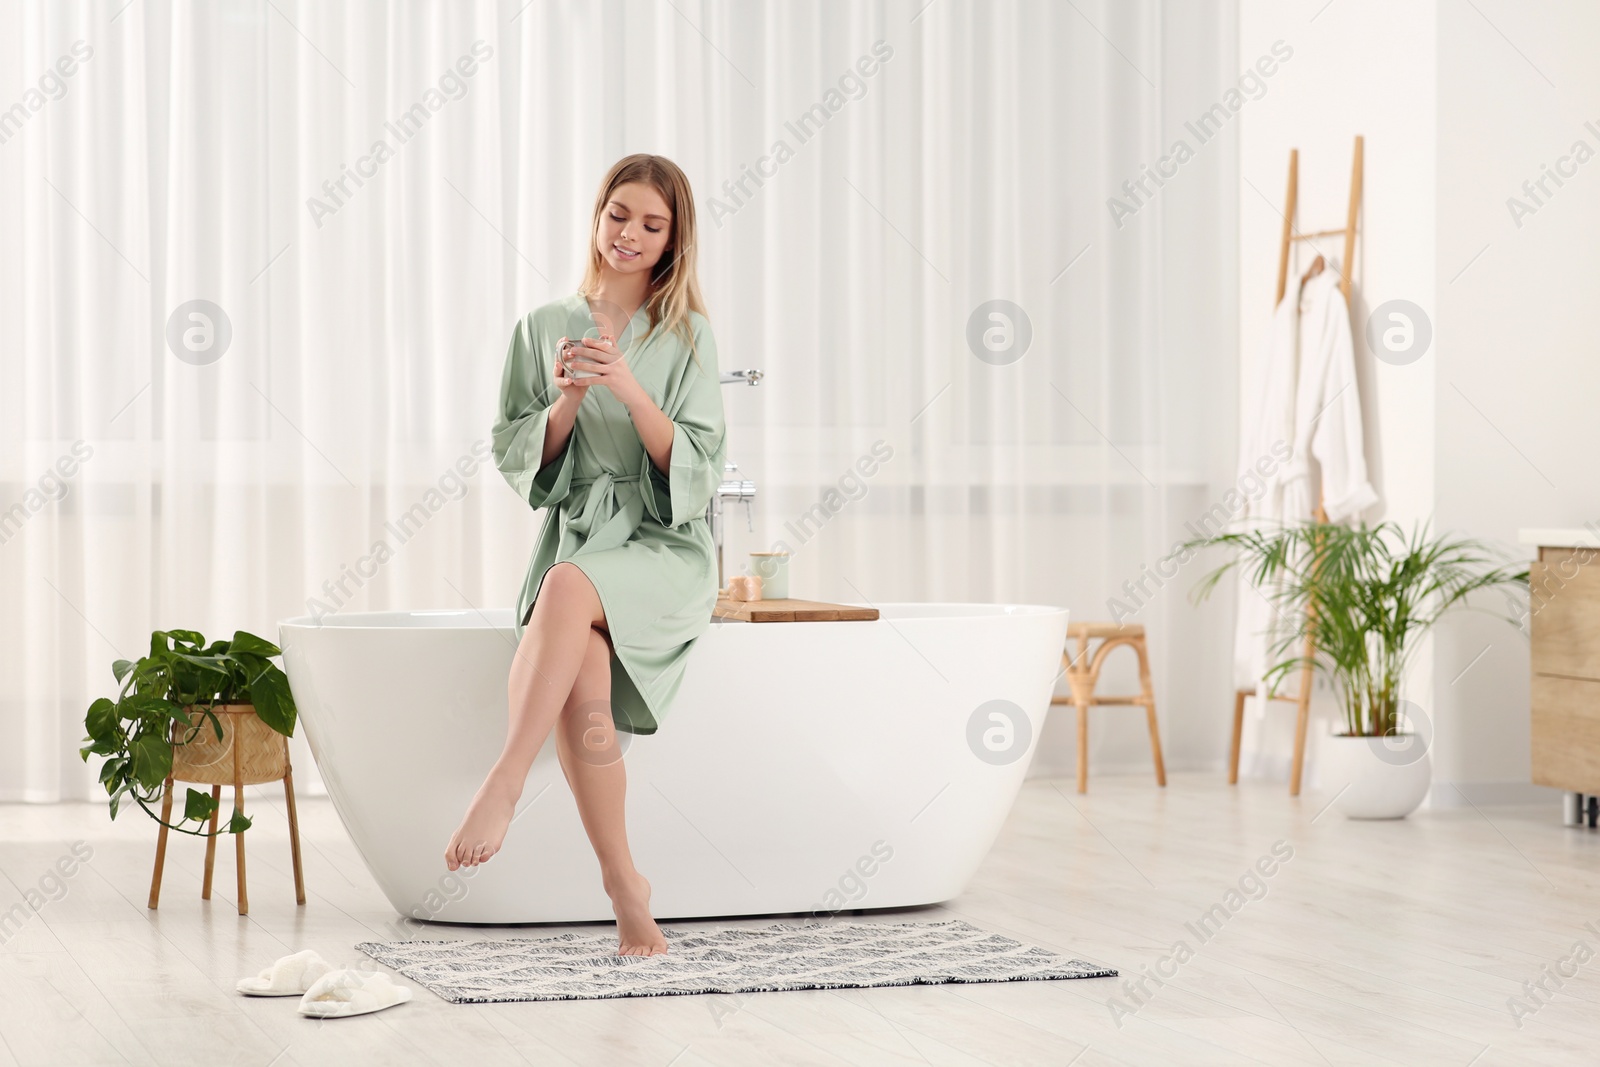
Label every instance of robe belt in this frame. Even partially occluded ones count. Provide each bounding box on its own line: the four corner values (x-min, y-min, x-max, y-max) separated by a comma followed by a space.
566, 470, 646, 554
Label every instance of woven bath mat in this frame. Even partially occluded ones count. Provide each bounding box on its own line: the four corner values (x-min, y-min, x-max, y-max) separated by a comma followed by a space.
355, 919, 1116, 1004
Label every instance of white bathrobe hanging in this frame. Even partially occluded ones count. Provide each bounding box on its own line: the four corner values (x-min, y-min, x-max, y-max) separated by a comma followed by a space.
1232, 263, 1379, 702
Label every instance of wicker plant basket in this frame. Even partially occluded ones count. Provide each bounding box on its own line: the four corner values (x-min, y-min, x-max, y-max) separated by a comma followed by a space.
170, 702, 288, 785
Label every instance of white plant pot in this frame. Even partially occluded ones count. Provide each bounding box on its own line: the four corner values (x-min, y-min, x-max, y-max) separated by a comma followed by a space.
1320, 733, 1432, 819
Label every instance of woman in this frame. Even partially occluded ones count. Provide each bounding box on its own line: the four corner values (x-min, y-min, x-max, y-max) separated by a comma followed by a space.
444, 154, 728, 957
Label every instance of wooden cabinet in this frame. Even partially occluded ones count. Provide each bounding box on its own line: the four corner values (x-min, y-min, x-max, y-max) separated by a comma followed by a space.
1526, 538, 1600, 794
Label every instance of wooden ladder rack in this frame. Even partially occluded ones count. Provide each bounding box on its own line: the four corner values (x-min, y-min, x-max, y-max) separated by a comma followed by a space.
1229, 134, 1363, 797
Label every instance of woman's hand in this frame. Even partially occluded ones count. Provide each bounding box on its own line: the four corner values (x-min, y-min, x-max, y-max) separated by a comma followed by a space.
553, 337, 598, 405
562, 335, 647, 409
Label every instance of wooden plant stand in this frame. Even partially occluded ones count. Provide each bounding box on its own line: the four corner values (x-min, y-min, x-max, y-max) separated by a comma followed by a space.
147, 702, 306, 916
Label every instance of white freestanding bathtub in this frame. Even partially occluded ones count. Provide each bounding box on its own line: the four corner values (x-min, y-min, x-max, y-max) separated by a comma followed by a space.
278, 603, 1067, 926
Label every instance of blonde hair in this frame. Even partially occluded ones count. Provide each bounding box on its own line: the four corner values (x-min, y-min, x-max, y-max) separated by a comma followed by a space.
577, 154, 708, 367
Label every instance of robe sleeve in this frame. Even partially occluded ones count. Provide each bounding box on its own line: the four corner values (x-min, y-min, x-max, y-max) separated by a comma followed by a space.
1310, 286, 1379, 523
640, 316, 728, 530
492, 314, 576, 511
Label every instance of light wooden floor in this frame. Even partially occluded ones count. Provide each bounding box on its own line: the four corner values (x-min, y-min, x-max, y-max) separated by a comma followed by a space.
2, 773, 1598, 1066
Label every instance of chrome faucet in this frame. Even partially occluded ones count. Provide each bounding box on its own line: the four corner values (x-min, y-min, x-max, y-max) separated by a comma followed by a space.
710, 369, 762, 589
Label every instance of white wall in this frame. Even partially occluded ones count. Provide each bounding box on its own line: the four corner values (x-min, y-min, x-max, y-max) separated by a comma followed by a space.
1433, 0, 1600, 797
1238, 0, 1595, 799
1237, 0, 1440, 787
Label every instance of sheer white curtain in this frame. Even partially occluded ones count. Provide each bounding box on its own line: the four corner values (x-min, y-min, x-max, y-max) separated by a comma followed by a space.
1, 0, 1239, 802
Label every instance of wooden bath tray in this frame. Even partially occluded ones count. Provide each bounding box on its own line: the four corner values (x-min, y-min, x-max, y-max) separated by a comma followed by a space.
712, 595, 878, 623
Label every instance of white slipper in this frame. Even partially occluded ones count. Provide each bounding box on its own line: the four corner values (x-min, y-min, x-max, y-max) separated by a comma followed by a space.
297, 968, 413, 1018
236, 949, 335, 997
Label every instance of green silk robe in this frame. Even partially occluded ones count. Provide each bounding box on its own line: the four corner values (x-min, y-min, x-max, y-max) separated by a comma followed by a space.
492, 291, 728, 734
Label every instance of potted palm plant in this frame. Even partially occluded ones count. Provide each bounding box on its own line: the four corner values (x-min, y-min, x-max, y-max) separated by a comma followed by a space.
80, 629, 297, 836
1186, 521, 1528, 818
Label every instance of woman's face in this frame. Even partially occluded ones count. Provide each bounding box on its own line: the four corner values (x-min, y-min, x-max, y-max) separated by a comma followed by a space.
597, 182, 673, 277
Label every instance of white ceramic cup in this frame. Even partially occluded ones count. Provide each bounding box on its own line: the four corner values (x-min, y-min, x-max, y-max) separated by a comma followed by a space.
748, 552, 789, 599
560, 334, 610, 380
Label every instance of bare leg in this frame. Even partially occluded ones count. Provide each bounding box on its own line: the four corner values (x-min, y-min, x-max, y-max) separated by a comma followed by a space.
444, 563, 604, 871
555, 628, 667, 956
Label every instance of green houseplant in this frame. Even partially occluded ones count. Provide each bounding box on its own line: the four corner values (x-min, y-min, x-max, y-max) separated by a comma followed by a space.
1186, 520, 1528, 739
80, 629, 297, 837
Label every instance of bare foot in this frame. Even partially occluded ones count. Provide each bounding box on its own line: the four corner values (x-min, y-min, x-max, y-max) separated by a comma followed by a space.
606, 870, 667, 956
444, 776, 521, 871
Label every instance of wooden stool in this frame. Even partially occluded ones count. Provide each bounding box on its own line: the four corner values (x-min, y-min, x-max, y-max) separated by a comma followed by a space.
147, 703, 306, 916
1050, 622, 1166, 794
